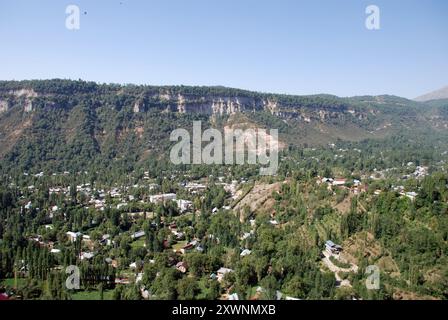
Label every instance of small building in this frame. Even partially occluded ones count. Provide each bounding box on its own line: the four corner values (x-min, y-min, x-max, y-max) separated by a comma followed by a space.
217, 267, 234, 282
175, 232, 185, 240
135, 273, 144, 283
115, 277, 130, 285
332, 179, 347, 186
325, 240, 342, 255
176, 261, 188, 273
228, 293, 239, 300
80, 252, 95, 260
405, 191, 418, 201
149, 193, 177, 204
100, 234, 112, 246
131, 231, 145, 240
117, 203, 128, 210
66, 231, 82, 242
0, 293, 9, 301
176, 199, 193, 213
180, 240, 198, 254
241, 232, 252, 240
186, 182, 207, 194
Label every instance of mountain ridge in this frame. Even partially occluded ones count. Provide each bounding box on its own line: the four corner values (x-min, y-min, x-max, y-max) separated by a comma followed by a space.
1, 79, 447, 173
415, 85, 448, 102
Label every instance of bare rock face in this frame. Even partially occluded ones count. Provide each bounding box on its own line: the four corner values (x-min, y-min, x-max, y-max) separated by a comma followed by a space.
133, 101, 141, 113
0, 84, 369, 125
136, 91, 365, 123
264, 99, 278, 114
177, 94, 186, 113
24, 100, 33, 113
11, 88, 38, 98
0, 100, 8, 114
10, 88, 38, 113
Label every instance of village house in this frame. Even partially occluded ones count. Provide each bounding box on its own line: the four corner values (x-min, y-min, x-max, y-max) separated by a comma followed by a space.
109, 188, 121, 198
115, 277, 131, 285
325, 240, 342, 255
180, 240, 198, 254
228, 293, 239, 300
80, 252, 95, 261
66, 231, 82, 242
82, 235, 95, 251
401, 191, 418, 201
185, 182, 207, 194
169, 223, 177, 232
149, 193, 177, 204
117, 202, 128, 209
148, 183, 159, 190
176, 261, 188, 273
105, 258, 118, 268
100, 234, 112, 246
217, 267, 234, 282
320, 177, 334, 184
131, 231, 145, 240
241, 232, 252, 240
332, 178, 347, 186
176, 199, 193, 213
135, 273, 144, 283
351, 184, 367, 195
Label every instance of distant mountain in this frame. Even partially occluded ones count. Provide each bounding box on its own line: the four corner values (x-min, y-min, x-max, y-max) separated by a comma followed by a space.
415, 86, 448, 102
1, 79, 447, 173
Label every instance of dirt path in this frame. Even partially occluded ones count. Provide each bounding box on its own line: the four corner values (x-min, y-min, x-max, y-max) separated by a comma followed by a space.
322, 251, 358, 287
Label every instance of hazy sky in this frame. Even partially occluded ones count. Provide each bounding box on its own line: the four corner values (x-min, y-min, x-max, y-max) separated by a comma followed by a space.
0, 0, 447, 98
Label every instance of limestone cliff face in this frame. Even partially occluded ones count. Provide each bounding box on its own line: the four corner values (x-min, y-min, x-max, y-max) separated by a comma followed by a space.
2, 88, 39, 113
132, 91, 367, 124
0, 83, 370, 124
0, 100, 8, 114
0, 82, 375, 123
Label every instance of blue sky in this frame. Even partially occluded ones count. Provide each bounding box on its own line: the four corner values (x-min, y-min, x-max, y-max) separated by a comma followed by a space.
0, 0, 447, 98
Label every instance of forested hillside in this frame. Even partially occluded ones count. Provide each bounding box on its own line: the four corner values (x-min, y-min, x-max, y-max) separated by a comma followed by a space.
1, 79, 447, 175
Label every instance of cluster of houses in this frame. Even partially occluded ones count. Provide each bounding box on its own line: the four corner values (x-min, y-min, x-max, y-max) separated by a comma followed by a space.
179, 239, 203, 254
27, 234, 56, 252
402, 164, 428, 180
318, 177, 367, 195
